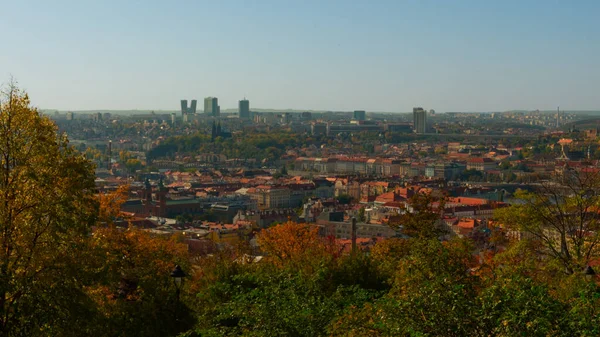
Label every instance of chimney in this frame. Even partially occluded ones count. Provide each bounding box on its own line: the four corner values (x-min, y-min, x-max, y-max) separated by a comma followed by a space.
351, 217, 357, 255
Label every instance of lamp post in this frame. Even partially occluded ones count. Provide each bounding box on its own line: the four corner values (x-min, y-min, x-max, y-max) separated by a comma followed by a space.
170, 265, 186, 323
584, 265, 596, 282
170, 265, 186, 301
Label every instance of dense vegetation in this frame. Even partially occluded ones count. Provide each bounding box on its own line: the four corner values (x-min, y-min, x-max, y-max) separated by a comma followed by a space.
186, 223, 600, 336
3, 85, 600, 336
147, 132, 323, 162
0, 85, 191, 336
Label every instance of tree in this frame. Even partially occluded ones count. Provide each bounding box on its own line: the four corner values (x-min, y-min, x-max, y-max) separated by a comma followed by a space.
369, 238, 412, 282
329, 238, 480, 336
357, 207, 366, 222
499, 161, 512, 170
460, 168, 483, 181
335, 194, 353, 205
0, 81, 99, 335
477, 276, 570, 335
125, 158, 142, 173
495, 169, 600, 274
390, 192, 447, 239
86, 227, 193, 336
119, 150, 132, 164
97, 184, 129, 225
257, 221, 341, 272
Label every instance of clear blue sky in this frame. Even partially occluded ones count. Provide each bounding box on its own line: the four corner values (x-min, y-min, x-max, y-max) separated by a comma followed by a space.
1, 0, 599, 112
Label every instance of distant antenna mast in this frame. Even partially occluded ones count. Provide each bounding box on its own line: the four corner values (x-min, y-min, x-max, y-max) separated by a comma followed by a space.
107, 140, 112, 170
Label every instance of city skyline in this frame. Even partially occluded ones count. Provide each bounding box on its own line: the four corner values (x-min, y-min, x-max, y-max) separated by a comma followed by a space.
2, 1, 600, 112
41, 105, 600, 115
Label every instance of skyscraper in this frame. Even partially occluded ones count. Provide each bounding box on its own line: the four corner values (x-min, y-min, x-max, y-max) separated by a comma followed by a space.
353, 110, 366, 121
413, 107, 427, 134
180, 99, 197, 115
180, 100, 187, 115
239, 99, 250, 119
204, 97, 219, 116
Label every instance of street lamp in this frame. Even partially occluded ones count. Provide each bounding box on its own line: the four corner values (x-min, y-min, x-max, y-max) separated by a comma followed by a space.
170, 265, 186, 323
583, 265, 596, 282
170, 265, 186, 300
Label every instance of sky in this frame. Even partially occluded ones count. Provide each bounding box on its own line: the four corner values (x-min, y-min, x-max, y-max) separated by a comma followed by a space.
1, 0, 599, 112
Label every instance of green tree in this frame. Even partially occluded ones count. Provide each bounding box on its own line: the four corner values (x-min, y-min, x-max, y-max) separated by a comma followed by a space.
357, 207, 366, 222
495, 170, 600, 274
335, 194, 353, 205
329, 239, 480, 336
477, 276, 570, 336
390, 192, 447, 239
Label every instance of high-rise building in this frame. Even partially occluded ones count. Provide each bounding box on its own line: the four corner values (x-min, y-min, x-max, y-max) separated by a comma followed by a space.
171, 113, 177, 125
180, 99, 197, 116
180, 100, 187, 116
413, 107, 427, 134
66, 111, 74, 121
204, 97, 219, 116
353, 110, 366, 121
239, 99, 250, 119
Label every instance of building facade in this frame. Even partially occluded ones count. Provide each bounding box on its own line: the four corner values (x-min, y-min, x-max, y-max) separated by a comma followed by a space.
353, 110, 366, 121
413, 107, 427, 134
239, 99, 250, 119
204, 97, 220, 116
180, 99, 197, 115
466, 158, 497, 172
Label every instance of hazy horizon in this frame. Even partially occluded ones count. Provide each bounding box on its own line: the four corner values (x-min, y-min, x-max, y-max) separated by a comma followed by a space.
2, 1, 600, 112
42, 108, 600, 115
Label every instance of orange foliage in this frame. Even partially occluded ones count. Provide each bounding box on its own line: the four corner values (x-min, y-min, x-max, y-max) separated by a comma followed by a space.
85, 227, 191, 329
97, 185, 130, 224
257, 221, 340, 271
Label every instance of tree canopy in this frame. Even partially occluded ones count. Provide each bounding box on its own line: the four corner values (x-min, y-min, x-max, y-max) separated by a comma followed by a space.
0, 81, 99, 335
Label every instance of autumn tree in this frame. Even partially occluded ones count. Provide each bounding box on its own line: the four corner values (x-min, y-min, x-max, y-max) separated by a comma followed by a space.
257, 221, 341, 272
0, 81, 98, 335
97, 184, 130, 225
369, 237, 413, 282
86, 227, 193, 336
125, 158, 142, 173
